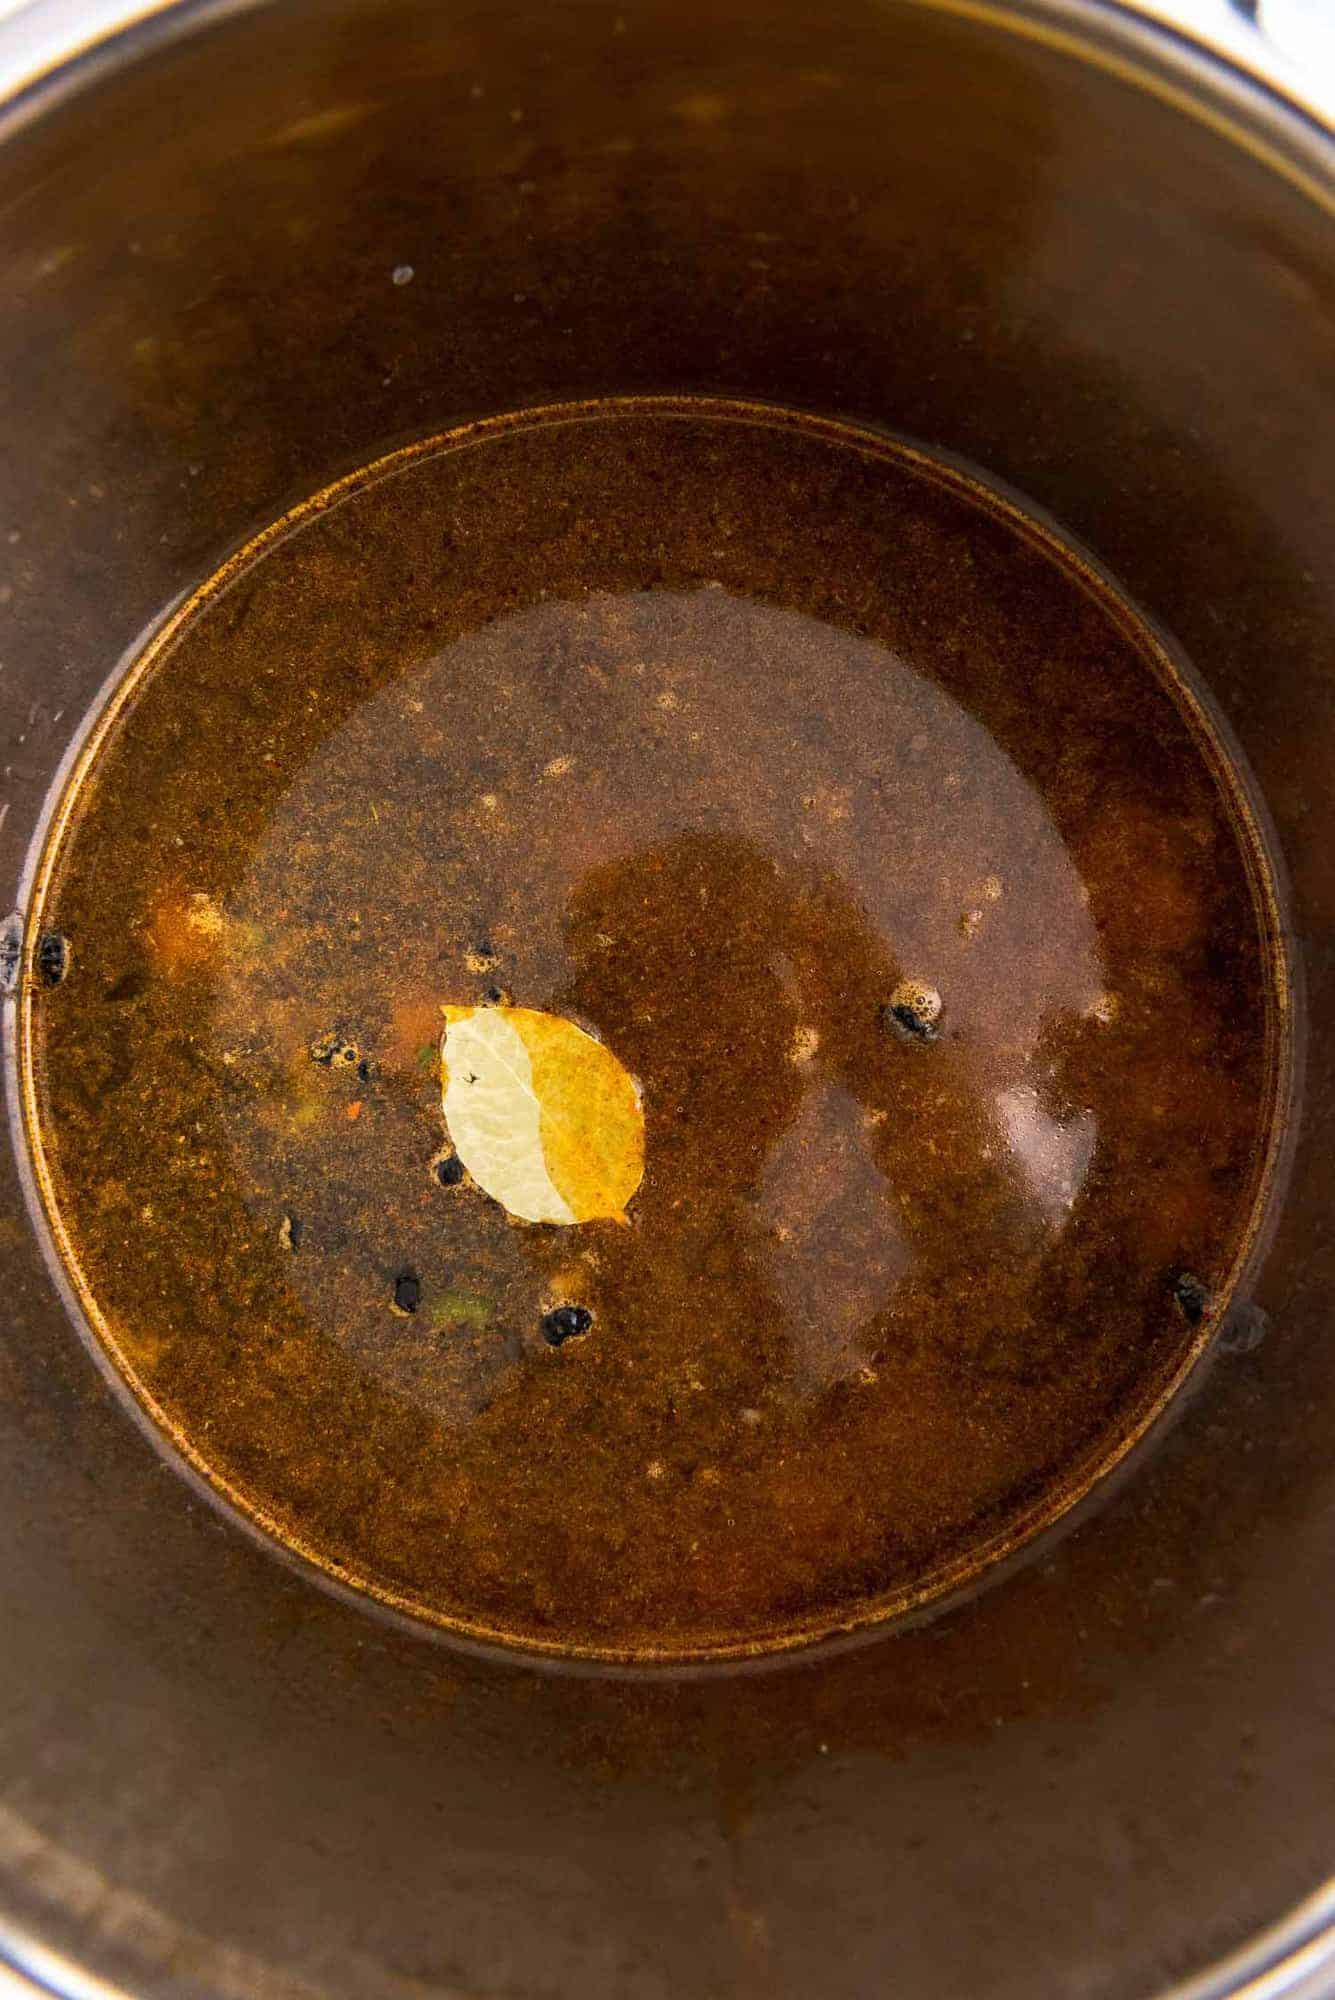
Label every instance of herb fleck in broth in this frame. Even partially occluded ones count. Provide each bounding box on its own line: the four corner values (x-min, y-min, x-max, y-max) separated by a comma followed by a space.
21, 399, 1288, 1662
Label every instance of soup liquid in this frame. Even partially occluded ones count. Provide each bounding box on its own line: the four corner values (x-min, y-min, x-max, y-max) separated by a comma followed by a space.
20, 399, 1288, 1662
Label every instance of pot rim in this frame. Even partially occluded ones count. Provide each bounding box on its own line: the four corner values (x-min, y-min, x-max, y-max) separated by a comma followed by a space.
1, 0, 1332, 147
0, 1, 1330, 1997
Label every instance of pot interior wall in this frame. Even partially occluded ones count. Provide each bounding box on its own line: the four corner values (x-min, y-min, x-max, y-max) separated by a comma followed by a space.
0, 3, 1333, 1997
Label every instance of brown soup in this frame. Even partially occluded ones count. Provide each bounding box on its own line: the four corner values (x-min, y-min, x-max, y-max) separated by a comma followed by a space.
19, 398, 1290, 1661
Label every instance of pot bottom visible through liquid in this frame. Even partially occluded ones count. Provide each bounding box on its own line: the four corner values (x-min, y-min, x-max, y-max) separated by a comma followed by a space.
20, 398, 1287, 1663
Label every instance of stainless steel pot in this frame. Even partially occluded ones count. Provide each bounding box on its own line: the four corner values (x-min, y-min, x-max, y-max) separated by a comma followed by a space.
0, 1, 1332, 1995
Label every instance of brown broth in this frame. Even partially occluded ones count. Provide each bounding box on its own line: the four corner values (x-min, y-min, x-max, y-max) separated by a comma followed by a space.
18, 398, 1289, 1662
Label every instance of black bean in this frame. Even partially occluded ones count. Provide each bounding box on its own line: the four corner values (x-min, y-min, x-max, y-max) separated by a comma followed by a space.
37, 932, 70, 987
541, 1304, 593, 1347
392, 1268, 422, 1315
1170, 1270, 1212, 1326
